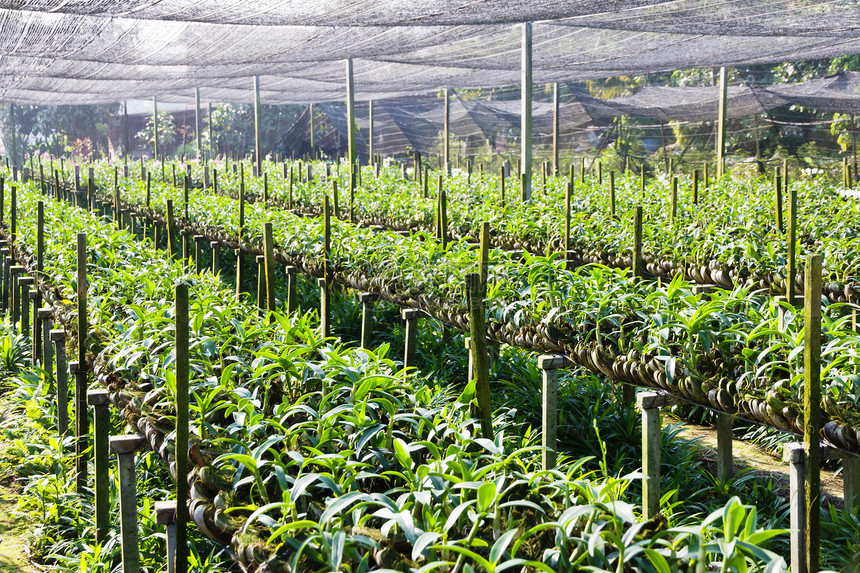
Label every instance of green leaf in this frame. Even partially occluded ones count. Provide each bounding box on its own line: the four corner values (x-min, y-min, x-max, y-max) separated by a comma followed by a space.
476, 482, 497, 513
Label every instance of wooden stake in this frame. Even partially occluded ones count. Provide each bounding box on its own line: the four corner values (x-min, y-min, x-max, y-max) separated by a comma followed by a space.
87, 389, 111, 542
670, 176, 678, 222
787, 181, 798, 305
775, 172, 784, 233
263, 222, 276, 318
321, 197, 332, 338
692, 170, 699, 204
716, 66, 728, 179
111, 435, 146, 573
632, 206, 643, 279
609, 171, 616, 216
401, 309, 420, 370
76, 233, 88, 494
564, 182, 572, 270
166, 200, 177, 259
174, 283, 190, 573
803, 253, 822, 573
538, 355, 563, 470
638, 392, 667, 521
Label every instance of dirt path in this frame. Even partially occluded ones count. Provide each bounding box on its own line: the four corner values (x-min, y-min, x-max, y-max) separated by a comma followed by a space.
0, 479, 40, 573
670, 419, 845, 503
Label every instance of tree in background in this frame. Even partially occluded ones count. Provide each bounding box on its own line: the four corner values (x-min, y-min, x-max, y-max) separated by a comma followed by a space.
136, 110, 176, 156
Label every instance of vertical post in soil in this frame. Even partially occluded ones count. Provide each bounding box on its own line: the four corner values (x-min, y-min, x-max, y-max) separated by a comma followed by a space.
210, 242, 220, 275
155, 502, 178, 573
110, 435, 146, 573
263, 223, 276, 318
236, 171, 246, 300
520, 22, 533, 201
194, 236, 204, 274
609, 171, 616, 216
564, 182, 572, 270
784, 442, 806, 573
254, 76, 262, 177
467, 270, 493, 439
87, 388, 111, 542
9, 267, 22, 330
346, 59, 357, 192
670, 176, 678, 222
787, 180, 798, 306
401, 308, 420, 370
552, 82, 559, 176
359, 293, 374, 349
443, 88, 450, 173
34, 201, 43, 360
716, 66, 728, 179
19, 278, 31, 339
166, 200, 177, 259
440, 186, 448, 250
321, 196, 332, 338
366, 100, 373, 163
38, 308, 52, 380
51, 330, 68, 434
499, 165, 506, 207
286, 265, 298, 313
195, 88, 202, 163
716, 413, 733, 482
638, 392, 666, 521
256, 258, 265, 310
632, 206, 643, 279
10, 183, 17, 246
76, 233, 88, 494
775, 171, 784, 233
87, 168, 94, 211
153, 96, 159, 160
538, 355, 563, 471
803, 253, 822, 573
843, 455, 860, 513
692, 170, 699, 204
174, 283, 189, 573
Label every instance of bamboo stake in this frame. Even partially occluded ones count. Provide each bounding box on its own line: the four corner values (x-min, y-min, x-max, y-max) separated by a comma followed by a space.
564, 181, 572, 270
632, 206, 643, 279
321, 196, 332, 338
166, 200, 177, 258
609, 171, 616, 216
467, 269, 492, 439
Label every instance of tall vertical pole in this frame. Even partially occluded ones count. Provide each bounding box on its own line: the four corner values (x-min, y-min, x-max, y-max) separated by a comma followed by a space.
208, 103, 214, 160
123, 101, 130, 157
553, 82, 559, 176
716, 66, 728, 179
75, 233, 88, 494
346, 60, 357, 185
803, 254, 822, 573
309, 103, 316, 157
253, 76, 262, 176
521, 22, 533, 201
195, 88, 202, 163
367, 100, 374, 163
9, 104, 16, 166
174, 284, 189, 573
153, 96, 159, 160
443, 88, 450, 172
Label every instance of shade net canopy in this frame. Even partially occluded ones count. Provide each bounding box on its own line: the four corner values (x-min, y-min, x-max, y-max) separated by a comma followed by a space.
1, 1, 860, 104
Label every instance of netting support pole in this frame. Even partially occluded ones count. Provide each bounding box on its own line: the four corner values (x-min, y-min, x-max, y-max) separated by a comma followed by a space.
195, 88, 202, 163
552, 82, 559, 176
123, 101, 130, 158
368, 100, 374, 164
521, 22, 533, 202
443, 88, 450, 174
346, 59, 357, 185
208, 103, 214, 160
153, 96, 159, 161
9, 104, 16, 167
716, 66, 728, 179
309, 103, 316, 159
253, 76, 262, 177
